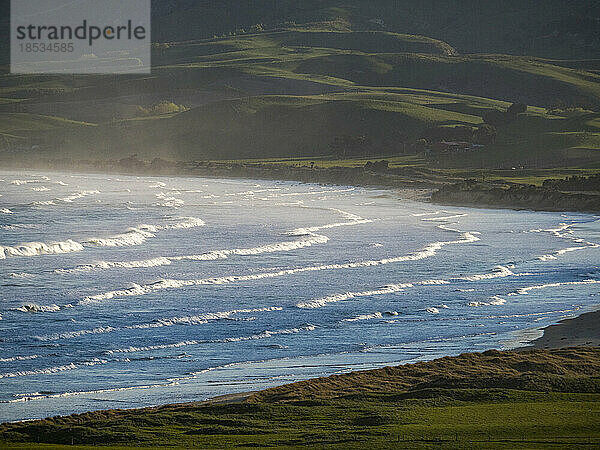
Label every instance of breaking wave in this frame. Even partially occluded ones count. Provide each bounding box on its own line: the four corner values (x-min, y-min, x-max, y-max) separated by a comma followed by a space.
342, 312, 383, 322
0, 354, 41, 363
468, 296, 507, 307
510, 279, 600, 295
0, 239, 84, 259
7, 272, 35, 279
106, 324, 317, 354
0, 358, 109, 379
35, 307, 283, 341
56, 233, 327, 274
85, 224, 159, 247
79, 232, 480, 305
297, 266, 516, 309
531, 222, 600, 261
15, 303, 62, 313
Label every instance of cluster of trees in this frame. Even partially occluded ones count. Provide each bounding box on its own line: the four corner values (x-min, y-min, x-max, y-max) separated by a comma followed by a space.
420, 124, 497, 146
542, 174, 600, 191
328, 102, 528, 158
364, 160, 389, 172
135, 100, 189, 116
482, 102, 527, 127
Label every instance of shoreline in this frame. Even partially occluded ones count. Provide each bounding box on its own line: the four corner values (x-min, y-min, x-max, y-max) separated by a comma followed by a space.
2, 166, 599, 427
2, 347, 599, 447
519, 308, 600, 350
148, 307, 600, 407
3, 159, 599, 213
2, 308, 598, 426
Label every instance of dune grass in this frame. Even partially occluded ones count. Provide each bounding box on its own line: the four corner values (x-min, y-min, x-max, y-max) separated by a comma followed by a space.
1, 348, 599, 449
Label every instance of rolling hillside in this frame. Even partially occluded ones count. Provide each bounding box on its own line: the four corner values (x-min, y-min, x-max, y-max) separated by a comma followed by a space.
0, 3, 599, 170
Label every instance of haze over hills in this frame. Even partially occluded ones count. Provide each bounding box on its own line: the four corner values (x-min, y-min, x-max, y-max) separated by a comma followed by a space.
0, 0, 599, 169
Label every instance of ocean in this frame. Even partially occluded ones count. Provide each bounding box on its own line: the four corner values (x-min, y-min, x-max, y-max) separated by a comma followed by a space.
1, 170, 599, 422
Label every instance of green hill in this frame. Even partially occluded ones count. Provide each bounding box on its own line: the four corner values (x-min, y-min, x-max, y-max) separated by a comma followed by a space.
1, 347, 599, 448
0, 4, 599, 170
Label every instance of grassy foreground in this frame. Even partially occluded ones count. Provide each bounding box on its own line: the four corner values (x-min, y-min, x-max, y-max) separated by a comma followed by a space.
1, 347, 599, 448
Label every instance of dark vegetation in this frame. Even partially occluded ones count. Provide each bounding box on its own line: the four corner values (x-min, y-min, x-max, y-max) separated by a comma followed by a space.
542, 173, 600, 191
432, 178, 600, 212
0, 0, 599, 173
1, 347, 599, 448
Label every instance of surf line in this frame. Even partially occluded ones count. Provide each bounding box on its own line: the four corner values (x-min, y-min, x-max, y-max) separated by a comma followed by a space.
53, 208, 371, 274
0, 217, 205, 259
296, 265, 522, 309
530, 222, 600, 261
77, 228, 479, 306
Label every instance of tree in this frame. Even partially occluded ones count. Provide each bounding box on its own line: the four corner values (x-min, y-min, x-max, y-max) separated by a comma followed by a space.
507, 102, 527, 115
473, 124, 497, 144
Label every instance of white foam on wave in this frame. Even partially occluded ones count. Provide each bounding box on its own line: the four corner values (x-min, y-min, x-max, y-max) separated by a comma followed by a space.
32, 200, 56, 206
85, 217, 206, 248
412, 211, 444, 217
513, 279, 600, 295
298, 284, 411, 309
538, 243, 600, 261
56, 233, 326, 274
531, 222, 600, 261
1, 223, 37, 230
468, 296, 507, 307
0, 358, 109, 379
6, 380, 180, 403
297, 266, 519, 309
0, 239, 84, 259
56, 257, 173, 273
288, 207, 372, 236
342, 312, 383, 322
422, 214, 468, 221
278, 188, 355, 197
7, 272, 35, 279
36, 307, 283, 341
155, 192, 184, 208
31, 186, 50, 192
15, 303, 61, 313
10, 179, 43, 185
165, 216, 205, 229
459, 265, 516, 281
2, 215, 206, 260
56, 190, 100, 203
80, 231, 480, 305
0, 354, 41, 363
426, 307, 440, 314
225, 188, 282, 196
32, 188, 100, 206
0, 208, 14, 214
85, 224, 158, 247
174, 233, 329, 262
106, 324, 317, 354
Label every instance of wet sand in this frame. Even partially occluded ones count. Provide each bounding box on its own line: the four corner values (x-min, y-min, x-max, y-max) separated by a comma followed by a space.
524, 309, 600, 349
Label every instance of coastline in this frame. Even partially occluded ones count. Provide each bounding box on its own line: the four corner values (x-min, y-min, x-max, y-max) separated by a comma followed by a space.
520, 308, 600, 350
1, 308, 598, 427
3, 158, 599, 213
159, 308, 600, 410
2, 347, 599, 447
1, 165, 599, 433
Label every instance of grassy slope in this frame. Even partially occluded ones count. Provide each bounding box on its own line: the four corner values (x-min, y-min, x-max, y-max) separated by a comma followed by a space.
1, 347, 599, 448
147, 0, 599, 59
0, 25, 599, 168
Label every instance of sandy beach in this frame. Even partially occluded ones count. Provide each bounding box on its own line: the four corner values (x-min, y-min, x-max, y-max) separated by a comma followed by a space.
524, 309, 600, 350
